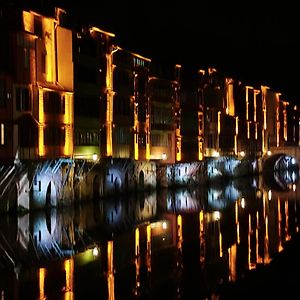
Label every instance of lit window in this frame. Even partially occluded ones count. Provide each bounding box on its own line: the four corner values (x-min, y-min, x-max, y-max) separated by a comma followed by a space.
0, 123, 4, 145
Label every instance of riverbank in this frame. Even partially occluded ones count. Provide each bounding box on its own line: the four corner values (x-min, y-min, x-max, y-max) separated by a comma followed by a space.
218, 232, 300, 299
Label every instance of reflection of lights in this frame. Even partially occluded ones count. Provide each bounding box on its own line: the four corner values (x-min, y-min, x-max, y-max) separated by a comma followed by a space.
291, 157, 296, 164
162, 221, 167, 229
268, 190, 272, 201
241, 197, 245, 208
293, 184, 297, 191
267, 150, 272, 156
39, 268, 46, 300
92, 153, 98, 161
212, 150, 220, 157
92, 247, 99, 257
213, 211, 221, 221
240, 151, 245, 157
256, 190, 262, 198
161, 153, 167, 160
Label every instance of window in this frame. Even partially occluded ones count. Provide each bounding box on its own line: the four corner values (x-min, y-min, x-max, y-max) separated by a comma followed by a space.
0, 80, 6, 107
44, 91, 64, 114
16, 87, 31, 111
44, 126, 65, 146
151, 133, 168, 147
0, 123, 4, 145
115, 127, 130, 145
24, 48, 29, 69
133, 57, 145, 67
42, 52, 46, 74
74, 130, 99, 146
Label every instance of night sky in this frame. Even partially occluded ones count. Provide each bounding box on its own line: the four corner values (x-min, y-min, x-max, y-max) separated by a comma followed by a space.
6, 0, 300, 102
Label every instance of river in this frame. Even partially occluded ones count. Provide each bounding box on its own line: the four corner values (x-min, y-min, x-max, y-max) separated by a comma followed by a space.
0, 171, 299, 299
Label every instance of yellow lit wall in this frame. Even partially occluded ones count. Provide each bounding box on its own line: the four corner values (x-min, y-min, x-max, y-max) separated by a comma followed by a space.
105, 53, 114, 157
42, 18, 56, 83
38, 88, 45, 156
23, 11, 34, 33
226, 78, 235, 116
56, 26, 73, 90
64, 93, 73, 156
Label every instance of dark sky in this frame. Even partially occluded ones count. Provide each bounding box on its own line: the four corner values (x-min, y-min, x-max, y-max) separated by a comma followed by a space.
10, 0, 300, 101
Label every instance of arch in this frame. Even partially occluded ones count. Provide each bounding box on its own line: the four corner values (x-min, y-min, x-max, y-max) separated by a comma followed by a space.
138, 171, 144, 190
124, 171, 129, 191
45, 181, 57, 208
93, 175, 100, 201
5, 184, 18, 213
263, 153, 299, 190
46, 208, 57, 235
114, 177, 121, 193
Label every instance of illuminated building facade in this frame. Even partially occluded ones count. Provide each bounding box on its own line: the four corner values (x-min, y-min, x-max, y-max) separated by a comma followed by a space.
180, 68, 200, 162
112, 48, 151, 160
148, 62, 181, 164
73, 25, 114, 161
0, 6, 74, 162
1, 4, 300, 210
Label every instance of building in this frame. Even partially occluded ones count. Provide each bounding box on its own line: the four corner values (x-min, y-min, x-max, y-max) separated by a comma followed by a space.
0, 6, 74, 162
148, 61, 181, 164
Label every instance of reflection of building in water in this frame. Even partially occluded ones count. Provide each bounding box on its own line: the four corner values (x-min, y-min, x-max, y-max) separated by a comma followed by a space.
2, 182, 300, 298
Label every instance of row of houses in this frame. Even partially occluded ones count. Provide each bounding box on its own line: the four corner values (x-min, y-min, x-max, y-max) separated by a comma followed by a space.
0, 5, 299, 167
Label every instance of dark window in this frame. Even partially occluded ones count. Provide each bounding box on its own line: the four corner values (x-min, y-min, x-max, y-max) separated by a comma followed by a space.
44, 126, 65, 146
0, 80, 6, 108
42, 52, 46, 74
44, 91, 64, 114
24, 48, 29, 69
16, 87, 31, 111
34, 17, 42, 37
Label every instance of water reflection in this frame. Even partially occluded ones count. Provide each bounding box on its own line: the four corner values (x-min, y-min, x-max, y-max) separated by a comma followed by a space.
1, 174, 300, 299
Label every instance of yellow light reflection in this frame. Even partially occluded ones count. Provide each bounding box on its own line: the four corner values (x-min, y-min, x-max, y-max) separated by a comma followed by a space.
107, 240, 115, 300
278, 198, 283, 252
219, 230, 223, 258
39, 268, 46, 300
177, 215, 182, 249
264, 216, 270, 264
199, 211, 205, 263
146, 224, 151, 272
248, 214, 256, 270
134, 228, 140, 296
64, 258, 74, 300
256, 211, 262, 264
228, 244, 236, 282
285, 200, 291, 241
217, 111, 221, 135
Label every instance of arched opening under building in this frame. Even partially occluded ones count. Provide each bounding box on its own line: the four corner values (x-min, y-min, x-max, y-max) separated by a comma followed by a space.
4, 184, 18, 213
114, 177, 121, 193
263, 154, 299, 190
138, 171, 144, 190
124, 171, 129, 191
45, 181, 57, 208
93, 175, 100, 201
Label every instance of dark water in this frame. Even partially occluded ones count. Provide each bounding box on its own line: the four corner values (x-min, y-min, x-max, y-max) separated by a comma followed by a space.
1, 172, 300, 299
